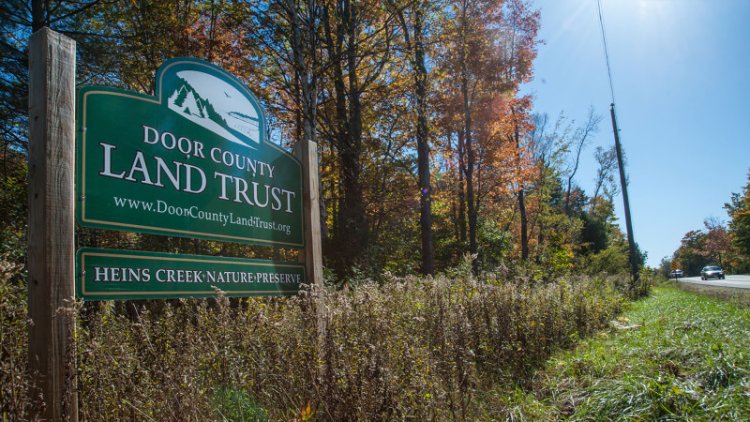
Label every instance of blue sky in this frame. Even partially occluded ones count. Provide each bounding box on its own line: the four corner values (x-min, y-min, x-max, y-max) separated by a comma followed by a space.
522, 0, 750, 267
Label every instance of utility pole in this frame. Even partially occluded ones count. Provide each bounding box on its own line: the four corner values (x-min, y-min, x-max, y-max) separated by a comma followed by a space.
609, 104, 640, 287
597, 0, 639, 289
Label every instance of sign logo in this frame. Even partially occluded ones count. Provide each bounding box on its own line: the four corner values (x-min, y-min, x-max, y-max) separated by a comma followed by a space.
166, 69, 259, 148
76, 58, 303, 247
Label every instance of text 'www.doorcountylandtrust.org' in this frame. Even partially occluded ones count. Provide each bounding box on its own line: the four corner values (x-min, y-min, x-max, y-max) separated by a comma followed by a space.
112, 196, 293, 236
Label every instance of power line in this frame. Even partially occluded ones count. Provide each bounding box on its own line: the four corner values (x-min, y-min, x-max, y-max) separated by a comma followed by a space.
595, 0, 640, 287
596, 0, 616, 104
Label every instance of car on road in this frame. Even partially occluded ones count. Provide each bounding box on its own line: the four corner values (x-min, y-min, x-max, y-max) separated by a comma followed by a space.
670, 269, 684, 278
701, 265, 725, 280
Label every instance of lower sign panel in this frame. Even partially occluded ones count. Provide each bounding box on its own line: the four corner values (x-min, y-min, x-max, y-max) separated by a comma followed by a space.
76, 248, 303, 300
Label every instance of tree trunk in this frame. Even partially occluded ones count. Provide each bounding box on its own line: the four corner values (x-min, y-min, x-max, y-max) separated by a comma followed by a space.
32, 0, 45, 31
460, 8, 477, 261
412, 6, 434, 275
343, 0, 367, 263
457, 130, 466, 243
323, 3, 349, 272
289, 0, 326, 241
535, 160, 546, 264
514, 113, 528, 261
323, 0, 367, 274
519, 188, 529, 261
290, 2, 304, 144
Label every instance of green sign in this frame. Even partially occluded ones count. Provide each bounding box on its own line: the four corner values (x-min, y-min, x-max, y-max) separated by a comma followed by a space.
76, 58, 303, 247
77, 248, 303, 300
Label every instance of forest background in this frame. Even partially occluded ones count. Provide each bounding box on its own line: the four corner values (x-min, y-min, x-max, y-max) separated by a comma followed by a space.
1, 0, 653, 281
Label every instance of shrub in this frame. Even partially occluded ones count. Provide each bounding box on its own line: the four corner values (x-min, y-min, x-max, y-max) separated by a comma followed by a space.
0, 259, 30, 420
2, 267, 627, 420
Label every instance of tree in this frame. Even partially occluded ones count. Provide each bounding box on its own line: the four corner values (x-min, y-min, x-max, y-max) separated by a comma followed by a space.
2, 0, 643, 279
525, 112, 564, 265
392, 0, 434, 275
0, 0, 111, 153
701, 218, 731, 267
725, 171, 750, 259
499, 0, 541, 262
239, 0, 322, 146
318, 1, 398, 275
673, 230, 709, 276
454, 0, 482, 260
591, 145, 618, 210
563, 107, 600, 216
496, 97, 536, 261
434, 0, 539, 269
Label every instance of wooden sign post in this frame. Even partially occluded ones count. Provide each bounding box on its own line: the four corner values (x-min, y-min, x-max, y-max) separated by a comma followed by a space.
293, 140, 327, 345
28, 28, 78, 421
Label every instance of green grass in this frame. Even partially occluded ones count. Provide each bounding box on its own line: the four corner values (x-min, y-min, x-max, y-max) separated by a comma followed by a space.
517, 286, 750, 420
212, 386, 268, 422
674, 280, 750, 308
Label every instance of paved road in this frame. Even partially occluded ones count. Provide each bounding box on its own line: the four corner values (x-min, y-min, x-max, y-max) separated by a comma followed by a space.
676, 275, 750, 289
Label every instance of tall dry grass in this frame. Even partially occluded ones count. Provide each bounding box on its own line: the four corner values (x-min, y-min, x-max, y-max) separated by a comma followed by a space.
1, 258, 628, 420
0, 259, 31, 420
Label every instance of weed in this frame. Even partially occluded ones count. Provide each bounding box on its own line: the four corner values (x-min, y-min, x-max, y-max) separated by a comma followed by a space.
1, 260, 627, 420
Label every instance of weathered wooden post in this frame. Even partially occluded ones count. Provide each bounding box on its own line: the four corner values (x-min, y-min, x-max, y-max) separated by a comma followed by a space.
293, 140, 326, 344
28, 27, 78, 421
